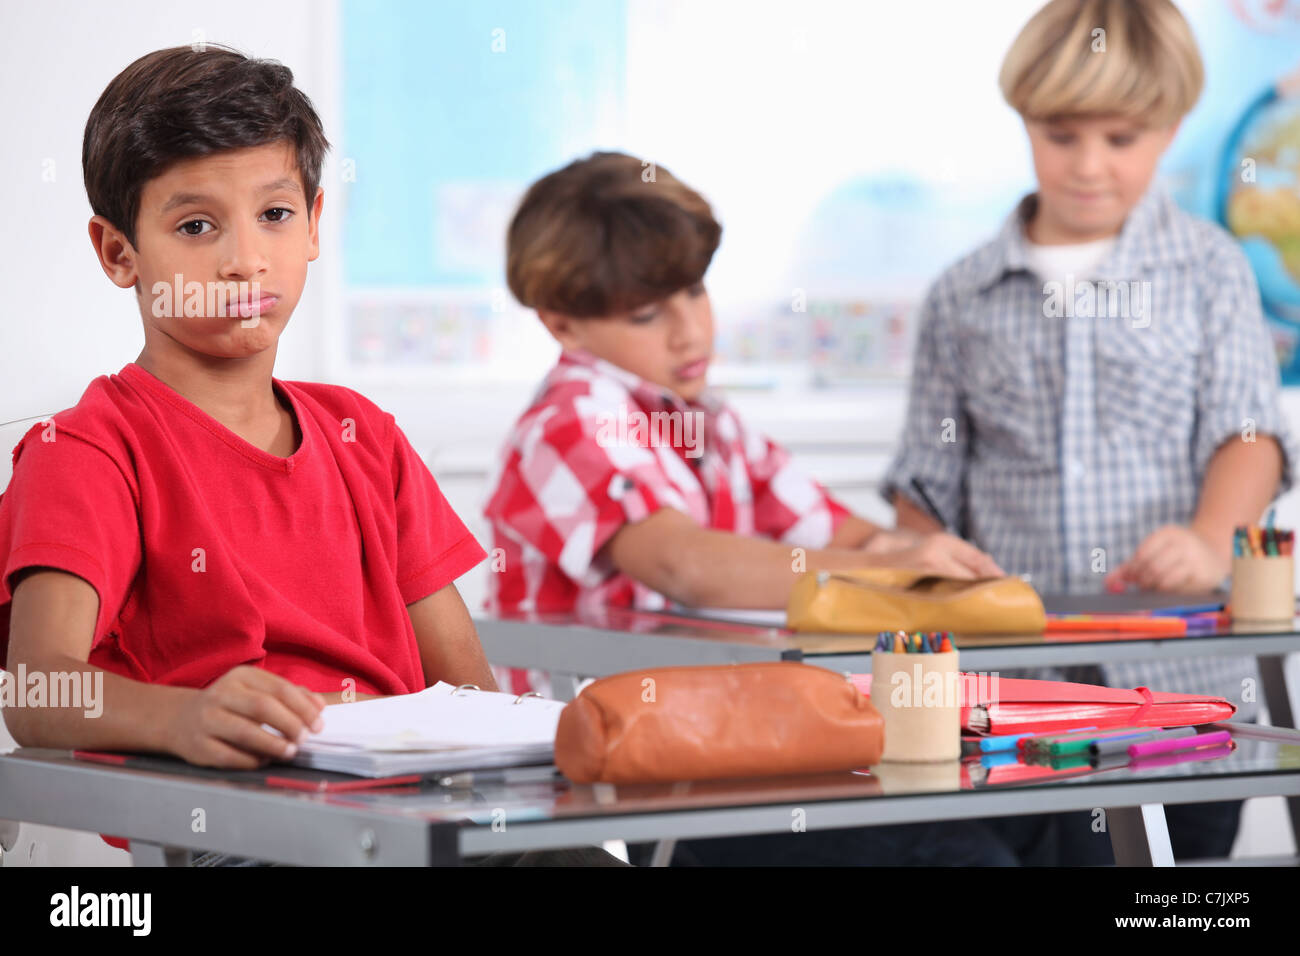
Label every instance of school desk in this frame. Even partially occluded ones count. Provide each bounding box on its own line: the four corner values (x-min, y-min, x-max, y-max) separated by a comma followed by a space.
472, 606, 1300, 848
472, 606, 1299, 715
1, 735, 1297, 866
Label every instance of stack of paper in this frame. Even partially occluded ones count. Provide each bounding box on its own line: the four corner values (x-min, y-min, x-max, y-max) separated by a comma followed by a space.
291, 682, 565, 777
687, 607, 787, 627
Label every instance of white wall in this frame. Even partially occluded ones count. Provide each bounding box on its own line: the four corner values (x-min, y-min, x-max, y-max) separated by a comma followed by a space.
0, 0, 340, 869
0, 0, 336, 426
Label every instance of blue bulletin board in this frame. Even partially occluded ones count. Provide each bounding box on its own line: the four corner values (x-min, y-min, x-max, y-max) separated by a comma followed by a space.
339, 0, 625, 375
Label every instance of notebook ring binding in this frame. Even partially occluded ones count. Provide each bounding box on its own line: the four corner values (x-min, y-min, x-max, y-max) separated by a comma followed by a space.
452, 683, 480, 696
513, 692, 542, 704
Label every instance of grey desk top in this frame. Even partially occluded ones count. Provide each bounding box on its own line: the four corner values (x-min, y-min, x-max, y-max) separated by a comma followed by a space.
3, 728, 1297, 863
472, 607, 1300, 674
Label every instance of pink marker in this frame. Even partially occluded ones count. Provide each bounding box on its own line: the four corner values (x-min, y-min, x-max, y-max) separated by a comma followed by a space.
1128, 729, 1232, 759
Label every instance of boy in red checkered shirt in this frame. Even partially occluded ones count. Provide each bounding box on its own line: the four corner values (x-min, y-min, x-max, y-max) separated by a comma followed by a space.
485, 152, 1001, 632
483, 153, 1017, 867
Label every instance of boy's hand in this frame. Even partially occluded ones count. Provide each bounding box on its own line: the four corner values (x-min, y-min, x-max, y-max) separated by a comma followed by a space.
885, 532, 1004, 580
165, 666, 327, 769
1105, 525, 1230, 593
862, 528, 924, 554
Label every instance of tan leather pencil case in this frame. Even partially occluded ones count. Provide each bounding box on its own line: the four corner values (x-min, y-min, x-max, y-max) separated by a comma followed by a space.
787, 568, 1046, 634
554, 662, 884, 784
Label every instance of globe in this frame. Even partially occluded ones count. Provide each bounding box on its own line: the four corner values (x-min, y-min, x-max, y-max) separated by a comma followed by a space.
1218, 85, 1300, 378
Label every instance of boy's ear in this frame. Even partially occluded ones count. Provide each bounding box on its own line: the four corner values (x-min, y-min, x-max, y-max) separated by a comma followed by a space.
88, 216, 139, 290
307, 187, 324, 262
536, 309, 584, 350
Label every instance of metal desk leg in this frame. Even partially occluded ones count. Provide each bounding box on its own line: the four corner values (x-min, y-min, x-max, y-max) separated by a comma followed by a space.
649, 839, 677, 867
1258, 654, 1300, 851
1107, 804, 1175, 867
551, 672, 582, 702
129, 841, 191, 867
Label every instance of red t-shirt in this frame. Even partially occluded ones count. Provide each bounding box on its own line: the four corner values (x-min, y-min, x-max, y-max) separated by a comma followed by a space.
0, 362, 485, 696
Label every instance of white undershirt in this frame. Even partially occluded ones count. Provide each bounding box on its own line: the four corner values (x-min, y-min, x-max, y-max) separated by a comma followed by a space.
1023, 236, 1117, 284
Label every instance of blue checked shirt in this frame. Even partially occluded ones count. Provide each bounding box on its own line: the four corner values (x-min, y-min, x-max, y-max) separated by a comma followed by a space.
883, 186, 1298, 719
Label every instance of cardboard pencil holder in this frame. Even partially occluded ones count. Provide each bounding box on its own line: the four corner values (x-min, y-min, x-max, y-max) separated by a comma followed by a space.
871, 649, 961, 762
870, 758, 963, 793
1230, 555, 1295, 623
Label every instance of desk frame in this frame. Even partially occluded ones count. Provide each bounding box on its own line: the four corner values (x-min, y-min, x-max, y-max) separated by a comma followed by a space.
3, 750, 1298, 867
474, 614, 1300, 852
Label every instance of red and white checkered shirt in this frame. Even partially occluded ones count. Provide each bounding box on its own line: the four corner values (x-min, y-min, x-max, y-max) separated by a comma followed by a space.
484, 349, 849, 622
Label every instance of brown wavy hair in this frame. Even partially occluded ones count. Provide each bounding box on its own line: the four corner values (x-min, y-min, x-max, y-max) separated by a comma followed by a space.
506, 152, 722, 318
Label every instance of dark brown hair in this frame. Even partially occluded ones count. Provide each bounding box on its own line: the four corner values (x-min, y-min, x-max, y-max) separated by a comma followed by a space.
506, 152, 722, 318
83, 44, 329, 247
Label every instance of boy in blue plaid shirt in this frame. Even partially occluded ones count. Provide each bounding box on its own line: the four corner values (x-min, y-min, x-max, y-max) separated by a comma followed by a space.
885, 0, 1298, 862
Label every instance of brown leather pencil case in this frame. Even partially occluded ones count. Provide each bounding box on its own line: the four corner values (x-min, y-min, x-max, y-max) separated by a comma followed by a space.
554, 661, 883, 784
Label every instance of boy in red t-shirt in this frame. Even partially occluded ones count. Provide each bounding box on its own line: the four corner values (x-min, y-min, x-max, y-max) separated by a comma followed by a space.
0, 46, 497, 772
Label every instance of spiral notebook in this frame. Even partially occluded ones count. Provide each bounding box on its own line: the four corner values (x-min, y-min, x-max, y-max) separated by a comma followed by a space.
290, 681, 565, 777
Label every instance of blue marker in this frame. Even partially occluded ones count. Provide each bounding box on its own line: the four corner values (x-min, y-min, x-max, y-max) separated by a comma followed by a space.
981, 751, 1020, 768
979, 733, 1031, 753
1149, 602, 1225, 617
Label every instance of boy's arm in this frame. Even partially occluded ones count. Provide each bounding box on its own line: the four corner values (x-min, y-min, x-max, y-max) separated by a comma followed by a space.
5, 569, 175, 752
892, 494, 945, 534
408, 581, 499, 691
1110, 239, 1296, 592
827, 514, 879, 548
832, 510, 998, 573
882, 286, 970, 535
387, 418, 493, 690
604, 507, 999, 609
1192, 437, 1283, 550
5, 569, 324, 766
1110, 437, 1282, 591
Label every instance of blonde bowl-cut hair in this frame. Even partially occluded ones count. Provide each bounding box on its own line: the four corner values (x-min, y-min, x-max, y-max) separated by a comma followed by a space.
999, 0, 1203, 127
